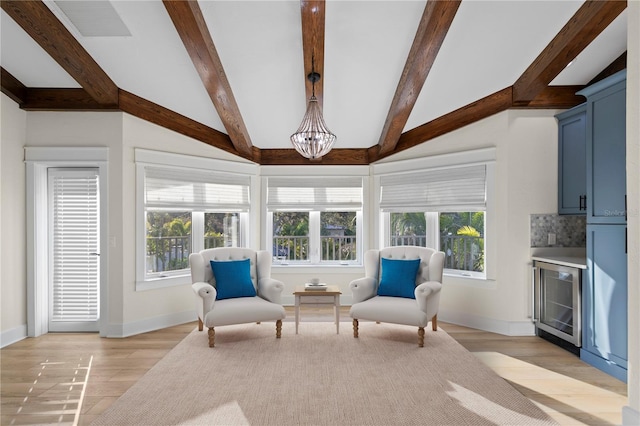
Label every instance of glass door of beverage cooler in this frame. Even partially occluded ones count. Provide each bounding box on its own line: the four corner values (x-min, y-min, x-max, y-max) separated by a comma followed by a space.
534, 261, 581, 346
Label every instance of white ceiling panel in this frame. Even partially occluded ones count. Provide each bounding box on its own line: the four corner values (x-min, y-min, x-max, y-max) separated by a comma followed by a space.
1, 10, 80, 88
406, 0, 585, 131
200, 0, 304, 149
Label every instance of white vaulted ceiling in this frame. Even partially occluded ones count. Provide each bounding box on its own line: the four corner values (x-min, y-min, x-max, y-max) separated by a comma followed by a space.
0, 0, 628, 164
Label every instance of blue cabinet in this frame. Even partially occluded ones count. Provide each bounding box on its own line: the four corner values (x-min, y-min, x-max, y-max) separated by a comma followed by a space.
578, 72, 627, 224
581, 224, 628, 382
578, 70, 627, 382
556, 105, 586, 214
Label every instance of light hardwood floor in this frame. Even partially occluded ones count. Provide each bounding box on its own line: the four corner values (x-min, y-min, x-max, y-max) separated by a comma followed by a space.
1, 309, 628, 426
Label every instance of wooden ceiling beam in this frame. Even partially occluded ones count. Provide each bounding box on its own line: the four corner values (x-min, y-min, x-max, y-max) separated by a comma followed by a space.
521, 86, 586, 109
375, 0, 461, 157
372, 87, 513, 162
1, 67, 27, 104
1, 0, 119, 106
260, 148, 369, 166
300, 0, 326, 108
22, 88, 119, 111
119, 90, 241, 158
163, 0, 254, 159
512, 0, 626, 106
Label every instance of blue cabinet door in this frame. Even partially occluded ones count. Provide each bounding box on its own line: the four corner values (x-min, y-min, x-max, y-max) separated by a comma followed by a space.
556, 105, 586, 215
582, 224, 627, 382
580, 73, 627, 224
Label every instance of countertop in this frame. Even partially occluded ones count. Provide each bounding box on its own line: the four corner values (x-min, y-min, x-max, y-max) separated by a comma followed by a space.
532, 255, 587, 269
530, 247, 587, 269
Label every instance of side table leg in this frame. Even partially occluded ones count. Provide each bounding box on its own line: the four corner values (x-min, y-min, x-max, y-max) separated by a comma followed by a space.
335, 295, 340, 334
295, 295, 300, 334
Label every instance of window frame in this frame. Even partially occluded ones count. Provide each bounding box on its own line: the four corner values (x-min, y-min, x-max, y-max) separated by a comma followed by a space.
261, 166, 370, 268
135, 149, 258, 290
382, 210, 487, 279
373, 148, 495, 281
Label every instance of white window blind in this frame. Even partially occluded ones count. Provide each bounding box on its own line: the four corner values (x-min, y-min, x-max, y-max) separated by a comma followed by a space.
49, 169, 100, 322
144, 166, 250, 211
266, 176, 363, 211
379, 164, 486, 212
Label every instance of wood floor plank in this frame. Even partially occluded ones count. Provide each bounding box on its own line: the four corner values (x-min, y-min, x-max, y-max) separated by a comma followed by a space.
1, 317, 628, 426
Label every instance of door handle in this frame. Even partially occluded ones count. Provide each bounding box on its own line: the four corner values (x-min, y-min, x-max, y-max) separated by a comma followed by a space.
579, 195, 587, 211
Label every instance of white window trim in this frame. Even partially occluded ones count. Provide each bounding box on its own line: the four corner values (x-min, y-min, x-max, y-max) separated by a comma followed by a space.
135, 149, 258, 290
373, 147, 496, 281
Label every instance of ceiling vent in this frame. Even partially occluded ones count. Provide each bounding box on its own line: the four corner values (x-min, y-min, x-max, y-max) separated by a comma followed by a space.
54, 1, 131, 37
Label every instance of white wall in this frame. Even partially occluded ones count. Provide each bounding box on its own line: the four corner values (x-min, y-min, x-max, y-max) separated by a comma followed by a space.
0, 102, 564, 339
0, 94, 28, 346
378, 109, 561, 335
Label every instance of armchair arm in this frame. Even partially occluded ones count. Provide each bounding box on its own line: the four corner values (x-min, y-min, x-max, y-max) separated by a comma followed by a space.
414, 281, 442, 315
192, 282, 216, 319
349, 277, 377, 304
258, 277, 284, 304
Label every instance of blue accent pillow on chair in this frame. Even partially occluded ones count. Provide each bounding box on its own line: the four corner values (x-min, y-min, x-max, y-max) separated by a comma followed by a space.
210, 258, 257, 300
377, 257, 420, 299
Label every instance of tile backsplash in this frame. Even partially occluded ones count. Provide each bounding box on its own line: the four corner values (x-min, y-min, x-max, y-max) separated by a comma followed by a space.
530, 214, 586, 247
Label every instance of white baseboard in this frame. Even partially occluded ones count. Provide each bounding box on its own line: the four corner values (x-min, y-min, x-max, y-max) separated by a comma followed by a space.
623, 406, 640, 426
105, 310, 197, 338
438, 308, 536, 336
1, 324, 28, 348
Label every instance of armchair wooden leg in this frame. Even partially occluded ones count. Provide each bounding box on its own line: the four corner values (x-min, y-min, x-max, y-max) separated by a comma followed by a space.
275, 319, 282, 338
432, 314, 438, 331
353, 319, 359, 338
418, 327, 425, 347
208, 327, 215, 348
198, 318, 203, 331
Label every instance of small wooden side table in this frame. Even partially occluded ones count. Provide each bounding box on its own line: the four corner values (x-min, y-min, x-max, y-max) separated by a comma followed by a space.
293, 285, 342, 334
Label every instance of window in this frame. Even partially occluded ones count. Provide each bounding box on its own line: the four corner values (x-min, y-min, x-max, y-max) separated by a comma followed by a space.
136, 150, 255, 289
389, 211, 485, 274
379, 162, 489, 278
266, 176, 363, 265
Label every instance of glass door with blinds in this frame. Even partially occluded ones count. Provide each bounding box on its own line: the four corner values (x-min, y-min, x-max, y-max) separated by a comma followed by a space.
48, 168, 100, 332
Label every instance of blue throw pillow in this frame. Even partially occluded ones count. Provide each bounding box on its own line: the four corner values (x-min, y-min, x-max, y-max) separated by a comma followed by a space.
377, 257, 421, 299
210, 258, 256, 300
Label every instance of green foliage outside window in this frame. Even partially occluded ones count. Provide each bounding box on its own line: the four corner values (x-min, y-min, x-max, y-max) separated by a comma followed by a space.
146, 212, 191, 273
389, 211, 484, 272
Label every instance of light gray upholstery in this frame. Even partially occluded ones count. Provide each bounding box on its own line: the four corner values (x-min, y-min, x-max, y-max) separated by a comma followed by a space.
190, 247, 285, 346
349, 246, 445, 346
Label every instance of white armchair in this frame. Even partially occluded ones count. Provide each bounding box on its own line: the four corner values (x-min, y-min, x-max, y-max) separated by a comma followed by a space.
190, 247, 286, 347
349, 246, 445, 347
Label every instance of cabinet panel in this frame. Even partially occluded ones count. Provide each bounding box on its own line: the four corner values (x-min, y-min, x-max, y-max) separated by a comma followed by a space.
584, 78, 627, 223
582, 224, 627, 376
556, 105, 586, 215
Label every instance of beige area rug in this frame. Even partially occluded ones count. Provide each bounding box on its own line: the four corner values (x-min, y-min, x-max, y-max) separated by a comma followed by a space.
91, 322, 558, 426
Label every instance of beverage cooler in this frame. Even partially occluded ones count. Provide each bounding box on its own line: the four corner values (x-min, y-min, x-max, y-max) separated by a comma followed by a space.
532, 261, 582, 347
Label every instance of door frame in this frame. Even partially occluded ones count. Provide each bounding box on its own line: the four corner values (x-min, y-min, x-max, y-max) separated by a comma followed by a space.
25, 147, 109, 337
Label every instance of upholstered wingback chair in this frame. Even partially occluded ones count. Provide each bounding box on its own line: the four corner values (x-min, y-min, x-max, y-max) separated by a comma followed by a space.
190, 247, 286, 347
349, 246, 445, 347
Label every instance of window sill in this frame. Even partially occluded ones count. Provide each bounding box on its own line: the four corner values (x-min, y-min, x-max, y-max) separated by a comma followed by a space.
443, 269, 486, 280
272, 264, 363, 273
136, 274, 191, 291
